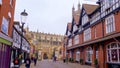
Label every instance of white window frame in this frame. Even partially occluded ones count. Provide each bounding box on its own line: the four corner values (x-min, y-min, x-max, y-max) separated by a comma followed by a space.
91, 12, 100, 24
76, 51, 80, 62
106, 42, 120, 63
1, 16, 9, 35
0, 0, 2, 5
79, 26, 82, 32
94, 27, 97, 39
73, 24, 78, 32
105, 0, 114, 9
84, 28, 91, 42
105, 14, 115, 34
74, 35, 79, 45
86, 47, 92, 63
70, 51, 72, 58
68, 31, 71, 36
82, 14, 89, 25
68, 39, 72, 47
10, 0, 13, 7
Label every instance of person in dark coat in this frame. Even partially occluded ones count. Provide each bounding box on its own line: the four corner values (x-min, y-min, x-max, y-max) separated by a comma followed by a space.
33, 57, 37, 66
25, 56, 31, 68
13, 57, 20, 68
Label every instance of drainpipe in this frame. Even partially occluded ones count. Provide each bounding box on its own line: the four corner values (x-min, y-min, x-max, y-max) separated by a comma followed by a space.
100, 5, 105, 68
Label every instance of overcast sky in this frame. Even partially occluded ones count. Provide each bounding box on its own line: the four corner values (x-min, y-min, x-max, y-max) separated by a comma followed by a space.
14, 0, 97, 35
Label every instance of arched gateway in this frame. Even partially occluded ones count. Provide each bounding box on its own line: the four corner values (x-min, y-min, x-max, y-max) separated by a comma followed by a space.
43, 53, 48, 59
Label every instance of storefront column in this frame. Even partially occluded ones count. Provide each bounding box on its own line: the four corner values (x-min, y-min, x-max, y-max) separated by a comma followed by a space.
98, 44, 105, 68
82, 47, 86, 64
92, 45, 96, 67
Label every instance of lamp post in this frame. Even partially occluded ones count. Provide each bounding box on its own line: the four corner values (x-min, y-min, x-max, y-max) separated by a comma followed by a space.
19, 9, 28, 64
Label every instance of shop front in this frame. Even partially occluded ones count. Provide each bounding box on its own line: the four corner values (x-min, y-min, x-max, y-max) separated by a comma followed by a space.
0, 37, 12, 68
106, 42, 120, 68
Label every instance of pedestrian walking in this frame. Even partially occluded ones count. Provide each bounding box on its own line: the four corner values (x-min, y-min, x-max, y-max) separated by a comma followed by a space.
52, 57, 55, 62
13, 57, 20, 68
63, 58, 66, 63
25, 56, 31, 68
33, 57, 37, 66
54, 56, 57, 62
66, 57, 68, 64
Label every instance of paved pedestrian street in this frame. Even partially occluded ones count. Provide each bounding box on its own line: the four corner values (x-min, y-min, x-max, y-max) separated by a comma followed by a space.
20, 60, 94, 68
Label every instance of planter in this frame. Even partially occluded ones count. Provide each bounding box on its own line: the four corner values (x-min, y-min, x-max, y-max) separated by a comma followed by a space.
69, 58, 74, 63
95, 64, 99, 68
94, 59, 99, 68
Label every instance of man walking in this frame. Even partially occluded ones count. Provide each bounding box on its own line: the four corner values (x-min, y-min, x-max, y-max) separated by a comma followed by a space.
25, 56, 31, 68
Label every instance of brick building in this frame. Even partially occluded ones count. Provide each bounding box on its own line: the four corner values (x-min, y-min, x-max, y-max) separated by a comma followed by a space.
64, 0, 120, 68
0, 0, 16, 68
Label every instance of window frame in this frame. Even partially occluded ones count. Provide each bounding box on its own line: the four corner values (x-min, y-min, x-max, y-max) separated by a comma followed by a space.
105, 14, 115, 34
74, 35, 79, 45
86, 47, 92, 63
106, 42, 120, 63
84, 28, 91, 42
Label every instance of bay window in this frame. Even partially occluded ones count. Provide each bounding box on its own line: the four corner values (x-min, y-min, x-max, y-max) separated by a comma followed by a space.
107, 42, 120, 63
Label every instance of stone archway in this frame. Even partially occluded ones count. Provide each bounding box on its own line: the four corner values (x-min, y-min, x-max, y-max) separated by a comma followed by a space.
43, 53, 48, 59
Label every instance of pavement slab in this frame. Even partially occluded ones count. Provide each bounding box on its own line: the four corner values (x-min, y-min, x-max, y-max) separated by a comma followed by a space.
20, 60, 94, 68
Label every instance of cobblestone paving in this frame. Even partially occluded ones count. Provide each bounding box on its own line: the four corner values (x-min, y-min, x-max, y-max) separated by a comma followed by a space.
20, 60, 94, 68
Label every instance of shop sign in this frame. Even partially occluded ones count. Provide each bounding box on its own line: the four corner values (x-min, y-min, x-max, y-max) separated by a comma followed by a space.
0, 37, 11, 45
1, 17, 9, 35
12, 42, 20, 48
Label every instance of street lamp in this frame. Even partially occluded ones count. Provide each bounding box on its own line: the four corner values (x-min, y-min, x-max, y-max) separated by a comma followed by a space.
19, 9, 28, 64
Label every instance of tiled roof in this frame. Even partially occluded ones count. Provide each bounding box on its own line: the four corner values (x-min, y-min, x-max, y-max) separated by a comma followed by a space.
83, 4, 99, 14
73, 9, 81, 25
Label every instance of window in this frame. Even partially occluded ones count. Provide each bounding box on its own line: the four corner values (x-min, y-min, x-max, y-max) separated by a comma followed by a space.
68, 39, 72, 47
86, 47, 92, 63
82, 14, 89, 25
107, 42, 120, 63
1, 17, 9, 35
106, 14, 115, 34
68, 31, 71, 36
76, 51, 80, 62
84, 28, 91, 42
96, 47, 98, 59
79, 26, 82, 32
91, 12, 100, 24
10, 0, 13, 7
94, 27, 97, 39
105, 0, 114, 9
70, 51, 72, 58
0, 0, 2, 5
74, 35, 79, 45
73, 24, 78, 32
